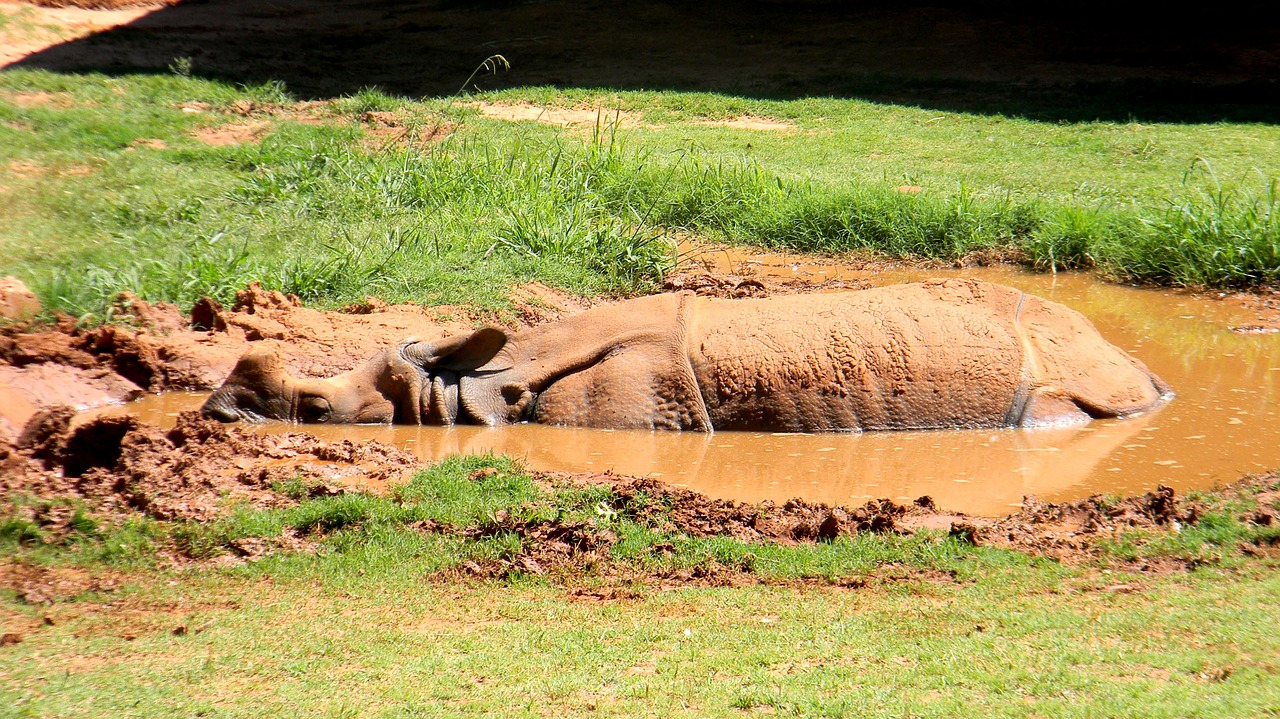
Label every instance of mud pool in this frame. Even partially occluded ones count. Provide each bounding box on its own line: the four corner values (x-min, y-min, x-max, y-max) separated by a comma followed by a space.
103, 264, 1280, 516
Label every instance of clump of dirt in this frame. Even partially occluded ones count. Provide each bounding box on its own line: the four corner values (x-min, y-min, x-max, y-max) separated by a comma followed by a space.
603, 475, 914, 543
359, 110, 455, 149
447, 515, 620, 581
2, 409, 419, 525
190, 120, 269, 146
956, 477, 1280, 570
664, 273, 772, 299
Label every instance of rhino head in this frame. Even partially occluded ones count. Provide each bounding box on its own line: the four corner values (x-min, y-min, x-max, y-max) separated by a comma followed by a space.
201, 329, 511, 425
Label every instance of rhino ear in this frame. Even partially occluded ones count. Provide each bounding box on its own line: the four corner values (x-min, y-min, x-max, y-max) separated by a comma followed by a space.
399, 328, 510, 372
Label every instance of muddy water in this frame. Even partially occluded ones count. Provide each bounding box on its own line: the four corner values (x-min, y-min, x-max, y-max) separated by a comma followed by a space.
109, 263, 1280, 516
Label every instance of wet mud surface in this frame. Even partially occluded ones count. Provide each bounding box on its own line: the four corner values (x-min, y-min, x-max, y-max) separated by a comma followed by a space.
3, 403, 1278, 596
3, 247, 1280, 594
5, 255, 1280, 514
36, 255, 1280, 514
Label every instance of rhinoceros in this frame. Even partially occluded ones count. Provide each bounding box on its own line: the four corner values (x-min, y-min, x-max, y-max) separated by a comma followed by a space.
200, 279, 1171, 432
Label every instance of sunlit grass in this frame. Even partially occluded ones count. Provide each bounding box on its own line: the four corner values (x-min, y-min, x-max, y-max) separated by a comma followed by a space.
2, 70, 1279, 322
2, 454, 1279, 718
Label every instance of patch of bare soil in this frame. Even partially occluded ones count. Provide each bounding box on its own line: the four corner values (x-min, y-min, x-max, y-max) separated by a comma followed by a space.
0, 562, 121, 605
464, 101, 647, 130
190, 120, 268, 146
358, 110, 456, 149
0, 0, 157, 68
0, 90, 75, 108
692, 115, 796, 132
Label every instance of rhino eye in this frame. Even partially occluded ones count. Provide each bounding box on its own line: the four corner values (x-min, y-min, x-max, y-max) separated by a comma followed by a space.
299, 396, 332, 423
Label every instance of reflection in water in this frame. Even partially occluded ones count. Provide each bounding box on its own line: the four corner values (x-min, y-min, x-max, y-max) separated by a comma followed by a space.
107, 264, 1280, 516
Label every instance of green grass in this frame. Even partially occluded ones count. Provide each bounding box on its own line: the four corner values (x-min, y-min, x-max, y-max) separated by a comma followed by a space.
2, 71, 1280, 321
4, 67, 1280, 716
4, 566, 1279, 718
3, 455, 1279, 718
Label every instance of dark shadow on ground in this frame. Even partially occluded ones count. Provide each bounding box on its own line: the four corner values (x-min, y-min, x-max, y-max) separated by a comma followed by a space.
8, 0, 1280, 123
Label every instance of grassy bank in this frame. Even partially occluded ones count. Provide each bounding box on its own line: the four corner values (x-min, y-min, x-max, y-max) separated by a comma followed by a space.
2, 70, 1279, 318
3, 456, 1279, 717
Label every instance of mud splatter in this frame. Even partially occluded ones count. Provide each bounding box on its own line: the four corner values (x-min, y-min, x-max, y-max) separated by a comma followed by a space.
958, 477, 1280, 570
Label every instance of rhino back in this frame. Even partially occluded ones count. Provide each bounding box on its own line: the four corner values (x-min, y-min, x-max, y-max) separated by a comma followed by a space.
687, 280, 1028, 431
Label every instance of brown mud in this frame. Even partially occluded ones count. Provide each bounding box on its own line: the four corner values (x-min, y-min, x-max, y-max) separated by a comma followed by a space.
3, 404, 1277, 598
4, 252, 1280, 509
4, 409, 418, 526
55, 254, 1280, 515
2, 247, 1280, 592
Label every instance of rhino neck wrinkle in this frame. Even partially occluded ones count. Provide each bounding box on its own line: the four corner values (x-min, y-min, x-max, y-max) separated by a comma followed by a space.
424, 371, 461, 425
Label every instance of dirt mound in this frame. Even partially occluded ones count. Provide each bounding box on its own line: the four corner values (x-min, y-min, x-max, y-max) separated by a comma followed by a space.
0, 276, 40, 321
446, 516, 620, 581
605, 475, 913, 542
0, 284, 484, 439
2, 410, 419, 526
464, 102, 648, 130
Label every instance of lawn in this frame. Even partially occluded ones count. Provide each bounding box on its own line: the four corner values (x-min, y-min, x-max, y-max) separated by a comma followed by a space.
2, 457, 1279, 718
2, 69, 1279, 320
